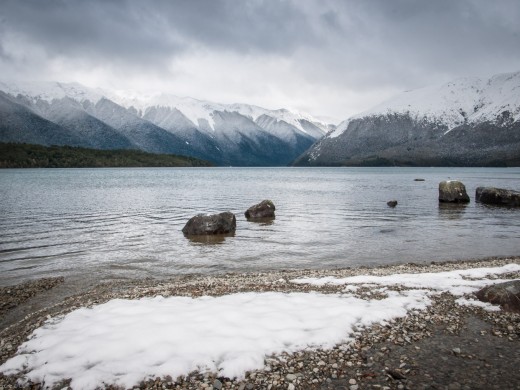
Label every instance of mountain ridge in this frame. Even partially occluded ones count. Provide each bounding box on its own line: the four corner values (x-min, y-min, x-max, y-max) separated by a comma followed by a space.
0, 81, 331, 166
294, 71, 520, 167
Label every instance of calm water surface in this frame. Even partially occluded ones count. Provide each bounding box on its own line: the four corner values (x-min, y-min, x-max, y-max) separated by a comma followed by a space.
1, 167, 519, 288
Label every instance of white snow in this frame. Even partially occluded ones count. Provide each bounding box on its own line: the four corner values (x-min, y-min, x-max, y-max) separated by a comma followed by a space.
1, 291, 429, 389
0, 80, 330, 137
329, 70, 520, 139
291, 263, 520, 296
0, 80, 104, 104
454, 297, 501, 312
111, 93, 329, 135
1, 263, 518, 389
328, 119, 350, 138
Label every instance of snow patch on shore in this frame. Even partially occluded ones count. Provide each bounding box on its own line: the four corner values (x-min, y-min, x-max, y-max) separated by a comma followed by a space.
1, 264, 518, 389
292, 264, 520, 296
1, 291, 429, 389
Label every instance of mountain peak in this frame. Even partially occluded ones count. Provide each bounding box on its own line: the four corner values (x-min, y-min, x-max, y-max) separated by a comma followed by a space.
295, 70, 520, 167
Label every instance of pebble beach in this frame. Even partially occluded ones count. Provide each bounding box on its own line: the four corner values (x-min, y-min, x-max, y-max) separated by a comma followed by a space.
1, 256, 519, 390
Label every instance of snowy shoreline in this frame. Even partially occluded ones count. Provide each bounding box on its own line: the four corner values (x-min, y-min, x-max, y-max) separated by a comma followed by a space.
1, 256, 519, 390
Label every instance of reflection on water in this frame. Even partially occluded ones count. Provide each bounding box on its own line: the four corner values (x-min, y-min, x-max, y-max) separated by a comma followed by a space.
438, 203, 468, 220
0, 167, 519, 288
245, 217, 276, 226
187, 234, 235, 245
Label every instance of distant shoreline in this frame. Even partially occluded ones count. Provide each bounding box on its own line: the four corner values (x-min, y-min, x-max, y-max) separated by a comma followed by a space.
0, 142, 213, 168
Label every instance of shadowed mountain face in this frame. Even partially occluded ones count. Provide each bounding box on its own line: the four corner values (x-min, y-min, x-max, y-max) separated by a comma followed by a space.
0, 92, 85, 147
0, 82, 329, 166
294, 71, 520, 167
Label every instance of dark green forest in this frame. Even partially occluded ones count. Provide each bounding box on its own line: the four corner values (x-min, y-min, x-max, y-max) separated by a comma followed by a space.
0, 143, 213, 168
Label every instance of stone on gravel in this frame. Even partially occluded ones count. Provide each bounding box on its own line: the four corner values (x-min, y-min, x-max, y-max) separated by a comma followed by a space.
245, 200, 276, 219
213, 379, 222, 390
386, 368, 406, 380
439, 180, 470, 203
182, 212, 236, 235
475, 187, 520, 207
475, 280, 520, 313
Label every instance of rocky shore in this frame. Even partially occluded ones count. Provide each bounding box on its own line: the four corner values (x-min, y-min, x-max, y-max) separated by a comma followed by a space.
1, 257, 519, 390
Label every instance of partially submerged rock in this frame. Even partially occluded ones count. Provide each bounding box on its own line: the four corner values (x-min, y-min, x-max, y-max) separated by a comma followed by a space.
245, 200, 276, 219
182, 212, 236, 235
476, 280, 520, 313
475, 187, 520, 207
438, 180, 470, 203
387, 200, 398, 208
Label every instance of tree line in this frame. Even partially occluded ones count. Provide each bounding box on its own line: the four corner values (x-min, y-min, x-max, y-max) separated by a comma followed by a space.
0, 143, 213, 168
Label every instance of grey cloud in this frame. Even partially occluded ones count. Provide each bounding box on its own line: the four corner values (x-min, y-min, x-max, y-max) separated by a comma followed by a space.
0, 0, 320, 67
3, 0, 519, 74
1, 0, 186, 68
288, 0, 520, 90
1, 0, 519, 118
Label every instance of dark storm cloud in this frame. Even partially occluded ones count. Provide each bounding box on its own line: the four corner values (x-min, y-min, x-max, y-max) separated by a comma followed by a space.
2, 0, 519, 74
1, 0, 519, 118
0, 0, 319, 67
0, 0, 186, 67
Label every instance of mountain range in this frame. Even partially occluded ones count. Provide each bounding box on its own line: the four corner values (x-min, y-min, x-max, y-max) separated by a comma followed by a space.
294, 71, 520, 167
0, 81, 331, 166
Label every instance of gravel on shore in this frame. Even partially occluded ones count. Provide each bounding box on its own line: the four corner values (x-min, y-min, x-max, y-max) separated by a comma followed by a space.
1, 257, 519, 390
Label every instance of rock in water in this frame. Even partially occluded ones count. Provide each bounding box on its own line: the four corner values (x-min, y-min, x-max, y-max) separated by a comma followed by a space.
387, 200, 398, 208
438, 180, 470, 203
245, 200, 276, 219
475, 187, 520, 207
182, 212, 236, 235
476, 280, 520, 313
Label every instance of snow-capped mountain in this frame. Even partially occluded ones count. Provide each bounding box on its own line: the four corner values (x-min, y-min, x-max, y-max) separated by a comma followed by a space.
0, 81, 331, 166
295, 71, 520, 167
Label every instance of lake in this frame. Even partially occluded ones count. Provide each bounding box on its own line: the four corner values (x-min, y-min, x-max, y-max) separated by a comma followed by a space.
1, 167, 519, 289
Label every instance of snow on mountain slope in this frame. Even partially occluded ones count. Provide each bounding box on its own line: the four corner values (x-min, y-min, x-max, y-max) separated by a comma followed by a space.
109, 91, 328, 138
0, 80, 332, 166
329, 71, 520, 139
0, 81, 104, 105
0, 80, 329, 140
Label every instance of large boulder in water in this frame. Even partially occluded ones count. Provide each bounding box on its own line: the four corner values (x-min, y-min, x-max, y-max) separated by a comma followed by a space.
245, 200, 276, 219
182, 212, 236, 235
475, 187, 520, 207
476, 280, 520, 313
438, 180, 470, 203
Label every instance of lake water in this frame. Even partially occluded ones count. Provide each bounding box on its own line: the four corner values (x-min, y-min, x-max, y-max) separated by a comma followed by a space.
1, 167, 519, 289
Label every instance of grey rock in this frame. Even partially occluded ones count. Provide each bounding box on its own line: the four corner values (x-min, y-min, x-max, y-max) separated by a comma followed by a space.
245, 200, 276, 219
213, 379, 222, 390
439, 180, 470, 203
182, 212, 236, 235
475, 280, 520, 313
475, 187, 520, 207
387, 200, 398, 208
386, 368, 406, 380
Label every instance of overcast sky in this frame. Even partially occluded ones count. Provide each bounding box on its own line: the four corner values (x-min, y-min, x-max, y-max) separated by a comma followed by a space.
1, 0, 519, 122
